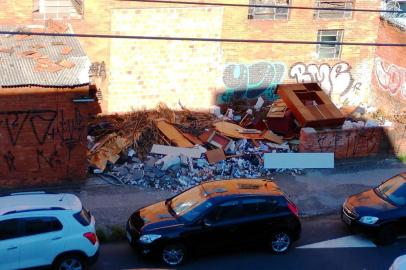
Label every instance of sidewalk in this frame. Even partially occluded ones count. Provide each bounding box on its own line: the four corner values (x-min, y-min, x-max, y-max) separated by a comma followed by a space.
16, 157, 406, 227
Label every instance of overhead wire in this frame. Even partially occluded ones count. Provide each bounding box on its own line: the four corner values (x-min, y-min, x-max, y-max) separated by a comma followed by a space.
1, 31, 405, 46
120, 0, 406, 13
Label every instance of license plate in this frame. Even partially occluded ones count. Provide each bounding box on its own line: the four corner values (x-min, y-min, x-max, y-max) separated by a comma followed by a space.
126, 231, 132, 243
343, 214, 351, 225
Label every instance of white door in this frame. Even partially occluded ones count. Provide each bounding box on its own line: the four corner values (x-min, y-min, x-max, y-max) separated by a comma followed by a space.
19, 216, 66, 269
0, 218, 21, 270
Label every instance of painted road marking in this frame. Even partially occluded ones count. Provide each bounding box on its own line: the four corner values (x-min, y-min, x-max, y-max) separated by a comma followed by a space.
297, 235, 377, 249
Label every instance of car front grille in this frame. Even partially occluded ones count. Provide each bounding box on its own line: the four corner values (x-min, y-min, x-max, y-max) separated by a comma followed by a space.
343, 205, 358, 220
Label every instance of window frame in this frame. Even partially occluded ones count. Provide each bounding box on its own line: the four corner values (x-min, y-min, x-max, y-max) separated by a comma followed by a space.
32, 0, 84, 20
314, 0, 354, 20
241, 197, 279, 217
316, 29, 344, 59
21, 216, 64, 237
204, 200, 243, 225
0, 218, 23, 241
248, 0, 291, 20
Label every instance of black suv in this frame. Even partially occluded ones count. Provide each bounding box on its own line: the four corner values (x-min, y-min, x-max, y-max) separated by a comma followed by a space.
126, 179, 301, 266
342, 173, 406, 245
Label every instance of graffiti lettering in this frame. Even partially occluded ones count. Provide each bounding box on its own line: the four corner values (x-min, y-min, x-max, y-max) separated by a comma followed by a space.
36, 149, 62, 169
220, 61, 286, 102
0, 107, 86, 176
3, 151, 16, 172
374, 58, 406, 100
289, 62, 355, 97
310, 128, 383, 159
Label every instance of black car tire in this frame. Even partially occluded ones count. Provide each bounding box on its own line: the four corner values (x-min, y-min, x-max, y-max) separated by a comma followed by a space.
374, 224, 397, 246
161, 243, 187, 267
53, 254, 88, 270
269, 231, 292, 254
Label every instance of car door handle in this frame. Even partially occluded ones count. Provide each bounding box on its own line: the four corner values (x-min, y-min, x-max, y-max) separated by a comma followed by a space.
7, 246, 17, 250
52, 236, 62, 240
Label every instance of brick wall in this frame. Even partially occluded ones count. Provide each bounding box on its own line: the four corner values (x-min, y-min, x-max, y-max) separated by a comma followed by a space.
0, 86, 100, 188
0, 0, 383, 112
371, 20, 406, 115
299, 123, 406, 159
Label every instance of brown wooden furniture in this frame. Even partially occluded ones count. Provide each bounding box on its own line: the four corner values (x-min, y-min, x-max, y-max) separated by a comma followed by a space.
277, 83, 345, 128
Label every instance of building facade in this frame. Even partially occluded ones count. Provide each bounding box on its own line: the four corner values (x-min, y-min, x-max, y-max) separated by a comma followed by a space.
1, 0, 404, 114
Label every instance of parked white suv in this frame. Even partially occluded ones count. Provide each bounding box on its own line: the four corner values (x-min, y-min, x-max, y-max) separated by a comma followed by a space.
0, 191, 99, 270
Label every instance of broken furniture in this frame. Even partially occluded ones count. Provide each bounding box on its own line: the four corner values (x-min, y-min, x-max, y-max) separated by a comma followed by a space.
277, 83, 345, 128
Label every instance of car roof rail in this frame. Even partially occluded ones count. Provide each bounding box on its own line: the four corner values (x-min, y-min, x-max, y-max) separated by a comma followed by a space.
0, 191, 57, 197
2, 207, 66, 216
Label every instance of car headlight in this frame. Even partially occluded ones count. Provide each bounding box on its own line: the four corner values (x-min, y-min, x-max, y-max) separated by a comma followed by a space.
139, 234, 162, 244
359, 216, 379, 224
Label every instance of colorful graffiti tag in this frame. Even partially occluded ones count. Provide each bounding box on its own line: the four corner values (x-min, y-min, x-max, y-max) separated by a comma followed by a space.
220, 61, 286, 103
289, 62, 356, 97
374, 58, 406, 100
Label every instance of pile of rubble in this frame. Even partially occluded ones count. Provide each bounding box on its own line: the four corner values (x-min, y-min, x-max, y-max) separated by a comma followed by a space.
87, 100, 303, 191
87, 82, 403, 191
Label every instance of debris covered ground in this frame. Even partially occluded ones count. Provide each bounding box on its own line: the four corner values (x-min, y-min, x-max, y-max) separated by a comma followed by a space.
87, 84, 405, 192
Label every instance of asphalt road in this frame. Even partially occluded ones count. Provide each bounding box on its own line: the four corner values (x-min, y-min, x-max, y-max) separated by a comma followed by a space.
93, 215, 406, 270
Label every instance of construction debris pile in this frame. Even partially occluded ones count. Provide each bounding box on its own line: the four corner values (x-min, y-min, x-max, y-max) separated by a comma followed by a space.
87, 83, 401, 191
87, 100, 302, 191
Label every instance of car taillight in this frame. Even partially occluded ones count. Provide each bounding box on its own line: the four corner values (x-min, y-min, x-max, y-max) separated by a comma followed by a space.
84, 232, 97, 245
287, 202, 299, 217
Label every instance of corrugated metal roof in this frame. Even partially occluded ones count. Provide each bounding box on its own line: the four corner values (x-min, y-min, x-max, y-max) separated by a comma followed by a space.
0, 25, 90, 87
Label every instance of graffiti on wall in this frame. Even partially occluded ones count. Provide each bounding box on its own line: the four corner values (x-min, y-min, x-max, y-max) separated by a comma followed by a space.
220, 61, 286, 103
301, 127, 384, 159
374, 58, 406, 100
315, 128, 382, 159
0, 108, 85, 174
289, 62, 361, 97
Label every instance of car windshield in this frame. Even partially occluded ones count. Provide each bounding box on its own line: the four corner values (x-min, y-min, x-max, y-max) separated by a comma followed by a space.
168, 185, 212, 222
376, 174, 406, 206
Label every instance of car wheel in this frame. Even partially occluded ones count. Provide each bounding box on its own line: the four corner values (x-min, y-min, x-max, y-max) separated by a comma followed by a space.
53, 254, 88, 270
161, 243, 186, 266
269, 231, 292, 254
375, 225, 397, 246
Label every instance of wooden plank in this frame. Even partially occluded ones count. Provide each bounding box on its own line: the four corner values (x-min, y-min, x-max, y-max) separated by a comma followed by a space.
150, 145, 204, 158
264, 153, 334, 169
182, 132, 203, 145
261, 130, 284, 144
154, 119, 194, 148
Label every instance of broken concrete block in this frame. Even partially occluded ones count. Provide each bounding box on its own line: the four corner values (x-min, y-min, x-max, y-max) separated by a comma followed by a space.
254, 96, 264, 111
210, 105, 222, 117
151, 145, 204, 158
156, 155, 181, 171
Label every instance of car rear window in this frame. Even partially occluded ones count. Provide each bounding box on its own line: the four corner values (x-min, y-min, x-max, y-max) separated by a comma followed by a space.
73, 208, 91, 226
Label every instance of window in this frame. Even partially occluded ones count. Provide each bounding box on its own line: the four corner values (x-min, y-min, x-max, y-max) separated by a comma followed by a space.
314, 0, 353, 19
206, 200, 242, 223
242, 198, 277, 216
376, 175, 406, 206
248, 0, 290, 20
22, 217, 63, 237
33, 0, 84, 20
73, 208, 91, 226
0, 219, 21, 241
316, 30, 343, 59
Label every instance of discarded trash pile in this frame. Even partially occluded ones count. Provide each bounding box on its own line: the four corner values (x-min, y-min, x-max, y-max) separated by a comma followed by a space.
87, 82, 401, 191
87, 100, 302, 191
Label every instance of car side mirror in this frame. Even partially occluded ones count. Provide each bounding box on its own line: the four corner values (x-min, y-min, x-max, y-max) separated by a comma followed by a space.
203, 218, 213, 227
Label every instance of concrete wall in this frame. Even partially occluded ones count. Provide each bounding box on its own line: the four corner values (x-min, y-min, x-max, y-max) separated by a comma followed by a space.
0, 86, 100, 188
371, 20, 406, 115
